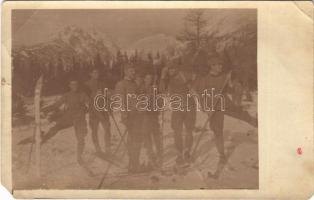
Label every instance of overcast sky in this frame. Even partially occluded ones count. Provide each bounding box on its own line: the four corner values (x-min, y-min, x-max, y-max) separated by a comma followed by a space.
12, 9, 255, 48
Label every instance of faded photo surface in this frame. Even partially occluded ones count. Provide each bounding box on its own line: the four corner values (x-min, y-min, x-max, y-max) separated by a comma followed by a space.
11, 9, 258, 190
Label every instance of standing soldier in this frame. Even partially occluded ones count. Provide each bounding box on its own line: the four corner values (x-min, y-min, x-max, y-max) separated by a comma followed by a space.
141, 72, 163, 169
193, 55, 230, 164
115, 65, 144, 173
160, 58, 196, 166
193, 53, 257, 167
41, 78, 89, 165
85, 68, 112, 156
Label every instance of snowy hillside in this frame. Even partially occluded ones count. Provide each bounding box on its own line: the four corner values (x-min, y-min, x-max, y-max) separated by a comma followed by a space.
12, 92, 258, 190
127, 34, 179, 57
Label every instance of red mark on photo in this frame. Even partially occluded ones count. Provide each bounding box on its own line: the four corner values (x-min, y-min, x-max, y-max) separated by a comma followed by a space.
297, 147, 302, 155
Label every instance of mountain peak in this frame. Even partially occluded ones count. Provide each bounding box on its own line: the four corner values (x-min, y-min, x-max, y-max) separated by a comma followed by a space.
127, 34, 179, 56
13, 25, 119, 69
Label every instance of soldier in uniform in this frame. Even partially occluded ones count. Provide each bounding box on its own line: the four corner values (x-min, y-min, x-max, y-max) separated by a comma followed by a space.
141, 72, 163, 169
160, 58, 196, 166
194, 53, 257, 165
84, 68, 112, 156
115, 64, 144, 173
41, 78, 89, 165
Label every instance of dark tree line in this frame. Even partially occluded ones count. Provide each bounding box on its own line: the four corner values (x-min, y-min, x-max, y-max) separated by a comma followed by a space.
13, 49, 166, 96
12, 48, 167, 118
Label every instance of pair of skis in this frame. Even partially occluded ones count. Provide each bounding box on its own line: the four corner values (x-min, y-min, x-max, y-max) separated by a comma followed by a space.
26, 76, 43, 176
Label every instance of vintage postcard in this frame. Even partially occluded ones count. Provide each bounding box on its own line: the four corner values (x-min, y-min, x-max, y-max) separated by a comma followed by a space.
1, 1, 313, 199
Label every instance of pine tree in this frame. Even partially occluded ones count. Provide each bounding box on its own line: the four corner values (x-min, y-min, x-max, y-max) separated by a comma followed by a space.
134, 49, 138, 63
94, 52, 104, 71
156, 51, 160, 60
105, 54, 111, 70
177, 9, 208, 50
57, 55, 64, 76
111, 50, 124, 79
116, 50, 123, 65
147, 52, 153, 65
123, 51, 129, 64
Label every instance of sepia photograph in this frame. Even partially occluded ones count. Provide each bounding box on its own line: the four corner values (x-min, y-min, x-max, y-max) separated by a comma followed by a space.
1, 1, 314, 199
10, 8, 259, 190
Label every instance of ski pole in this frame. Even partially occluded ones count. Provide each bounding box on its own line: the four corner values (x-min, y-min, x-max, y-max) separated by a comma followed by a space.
191, 72, 232, 158
108, 112, 127, 146
97, 128, 128, 189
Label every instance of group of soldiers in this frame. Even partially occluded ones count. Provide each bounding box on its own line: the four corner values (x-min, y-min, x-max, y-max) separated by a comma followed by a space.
37, 52, 257, 174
